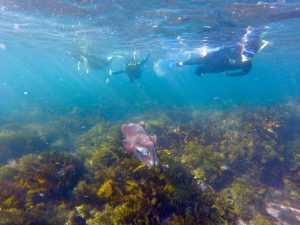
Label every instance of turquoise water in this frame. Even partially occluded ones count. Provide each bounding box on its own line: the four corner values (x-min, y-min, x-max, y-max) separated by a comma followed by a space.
1, 1, 300, 224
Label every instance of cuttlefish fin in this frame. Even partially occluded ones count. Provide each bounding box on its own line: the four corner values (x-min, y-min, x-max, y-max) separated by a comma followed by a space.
151, 135, 157, 144
123, 140, 134, 152
121, 124, 127, 133
138, 121, 145, 128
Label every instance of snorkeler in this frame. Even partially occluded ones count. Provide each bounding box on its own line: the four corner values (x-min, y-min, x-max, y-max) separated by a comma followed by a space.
109, 53, 150, 82
175, 26, 267, 77
66, 49, 113, 74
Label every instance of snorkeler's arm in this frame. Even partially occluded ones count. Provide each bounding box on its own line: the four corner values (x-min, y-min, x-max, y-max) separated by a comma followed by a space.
139, 54, 150, 66
110, 69, 126, 75
176, 57, 204, 67
226, 62, 252, 77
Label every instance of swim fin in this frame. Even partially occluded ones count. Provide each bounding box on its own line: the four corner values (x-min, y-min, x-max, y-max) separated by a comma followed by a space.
154, 59, 176, 76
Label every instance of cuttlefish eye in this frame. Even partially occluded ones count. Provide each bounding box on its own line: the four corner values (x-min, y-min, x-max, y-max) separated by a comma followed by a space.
135, 146, 150, 156
133, 146, 159, 167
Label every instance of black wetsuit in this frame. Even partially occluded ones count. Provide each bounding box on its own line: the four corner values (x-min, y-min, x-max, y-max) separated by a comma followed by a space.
112, 54, 150, 82
178, 27, 262, 76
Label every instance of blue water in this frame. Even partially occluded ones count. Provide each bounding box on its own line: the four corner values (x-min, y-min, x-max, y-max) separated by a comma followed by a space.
0, 1, 300, 223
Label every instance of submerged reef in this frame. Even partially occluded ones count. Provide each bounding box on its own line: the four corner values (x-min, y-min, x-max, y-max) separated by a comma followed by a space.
0, 100, 300, 224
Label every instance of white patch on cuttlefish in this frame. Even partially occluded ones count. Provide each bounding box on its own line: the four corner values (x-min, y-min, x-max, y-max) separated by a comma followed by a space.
136, 146, 150, 156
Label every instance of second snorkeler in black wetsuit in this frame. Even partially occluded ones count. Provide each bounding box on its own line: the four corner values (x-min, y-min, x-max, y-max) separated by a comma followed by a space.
110, 53, 150, 82
176, 26, 267, 77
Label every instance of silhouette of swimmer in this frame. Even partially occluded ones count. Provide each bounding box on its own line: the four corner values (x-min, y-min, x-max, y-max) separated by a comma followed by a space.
66, 49, 113, 74
176, 27, 267, 77
110, 53, 150, 82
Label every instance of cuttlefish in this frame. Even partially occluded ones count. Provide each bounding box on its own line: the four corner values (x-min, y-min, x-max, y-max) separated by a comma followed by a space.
121, 121, 159, 167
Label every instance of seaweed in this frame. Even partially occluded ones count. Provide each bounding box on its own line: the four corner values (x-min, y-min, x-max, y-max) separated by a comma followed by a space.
73, 142, 238, 224
1, 100, 300, 224
0, 152, 84, 225
224, 178, 265, 220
